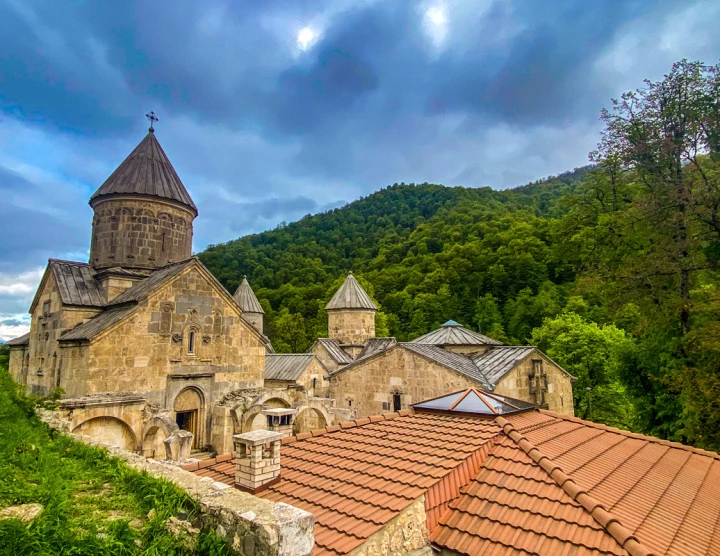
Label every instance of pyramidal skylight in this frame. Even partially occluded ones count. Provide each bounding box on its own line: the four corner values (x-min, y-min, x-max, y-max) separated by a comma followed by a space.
412, 388, 535, 416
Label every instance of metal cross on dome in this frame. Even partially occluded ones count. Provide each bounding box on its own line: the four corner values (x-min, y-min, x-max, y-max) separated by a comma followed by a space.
146, 111, 159, 132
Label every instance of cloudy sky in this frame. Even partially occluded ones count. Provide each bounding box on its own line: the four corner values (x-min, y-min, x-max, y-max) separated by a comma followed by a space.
0, 0, 719, 340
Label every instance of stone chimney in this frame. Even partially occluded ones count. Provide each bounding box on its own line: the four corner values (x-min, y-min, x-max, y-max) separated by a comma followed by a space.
233, 430, 284, 493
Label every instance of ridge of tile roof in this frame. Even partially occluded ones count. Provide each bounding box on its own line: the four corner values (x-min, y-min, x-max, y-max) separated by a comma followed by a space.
430, 435, 631, 556
233, 276, 264, 314
494, 415, 652, 556
325, 273, 378, 311
411, 321, 503, 347
90, 130, 198, 215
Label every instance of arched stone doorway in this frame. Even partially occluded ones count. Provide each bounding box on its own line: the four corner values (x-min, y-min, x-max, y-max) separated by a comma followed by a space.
173, 387, 205, 449
72, 417, 137, 451
293, 407, 328, 435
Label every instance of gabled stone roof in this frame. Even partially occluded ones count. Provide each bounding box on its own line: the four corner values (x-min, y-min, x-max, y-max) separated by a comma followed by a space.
326, 342, 494, 389
7, 332, 30, 346
355, 337, 397, 359
325, 273, 378, 311
108, 259, 193, 306
471, 346, 574, 384
90, 130, 197, 215
30, 259, 106, 314
411, 320, 502, 346
53, 259, 106, 308
59, 258, 269, 346
310, 338, 354, 365
401, 343, 493, 389
233, 276, 264, 314
59, 306, 137, 342
264, 354, 316, 382
471, 345, 536, 384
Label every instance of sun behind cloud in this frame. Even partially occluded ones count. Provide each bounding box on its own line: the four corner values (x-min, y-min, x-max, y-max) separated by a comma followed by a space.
297, 26, 318, 51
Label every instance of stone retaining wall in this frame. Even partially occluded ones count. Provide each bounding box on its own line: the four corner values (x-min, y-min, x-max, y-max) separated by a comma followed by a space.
36, 408, 314, 556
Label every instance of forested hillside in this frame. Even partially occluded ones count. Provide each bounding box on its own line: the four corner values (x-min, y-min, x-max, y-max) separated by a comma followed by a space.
200, 60, 720, 451
200, 167, 588, 345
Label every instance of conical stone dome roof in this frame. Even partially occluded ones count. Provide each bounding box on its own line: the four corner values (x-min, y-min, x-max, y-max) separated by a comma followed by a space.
90, 130, 197, 215
325, 273, 378, 311
411, 320, 503, 346
234, 276, 264, 314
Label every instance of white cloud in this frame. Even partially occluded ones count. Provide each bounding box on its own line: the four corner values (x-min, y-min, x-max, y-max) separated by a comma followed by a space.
423, 3, 449, 48
0, 268, 44, 298
0, 320, 30, 342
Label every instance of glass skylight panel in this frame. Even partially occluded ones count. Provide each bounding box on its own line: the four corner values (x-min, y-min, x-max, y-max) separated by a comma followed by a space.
415, 392, 459, 410
454, 392, 496, 414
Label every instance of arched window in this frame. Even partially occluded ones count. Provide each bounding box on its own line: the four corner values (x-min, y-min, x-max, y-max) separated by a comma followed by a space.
187, 329, 196, 354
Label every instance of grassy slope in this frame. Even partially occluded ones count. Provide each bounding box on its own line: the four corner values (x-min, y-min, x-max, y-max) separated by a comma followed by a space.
0, 370, 228, 556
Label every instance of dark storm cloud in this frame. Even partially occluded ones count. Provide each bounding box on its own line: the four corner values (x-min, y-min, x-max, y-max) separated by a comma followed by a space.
0, 166, 88, 270
0, 0, 718, 298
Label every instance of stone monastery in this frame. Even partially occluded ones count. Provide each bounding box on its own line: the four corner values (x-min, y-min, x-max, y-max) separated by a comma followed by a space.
9, 125, 720, 556
8, 125, 571, 461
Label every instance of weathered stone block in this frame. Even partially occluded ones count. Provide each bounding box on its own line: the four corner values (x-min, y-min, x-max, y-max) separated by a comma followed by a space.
164, 429, 194, 461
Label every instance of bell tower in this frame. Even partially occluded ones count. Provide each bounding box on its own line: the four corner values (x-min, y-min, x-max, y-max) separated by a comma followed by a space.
325, 273, 378, 346
89, 113, 198, 274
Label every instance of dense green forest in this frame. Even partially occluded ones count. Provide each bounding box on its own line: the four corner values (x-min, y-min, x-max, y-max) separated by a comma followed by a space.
200, 60, 720, 451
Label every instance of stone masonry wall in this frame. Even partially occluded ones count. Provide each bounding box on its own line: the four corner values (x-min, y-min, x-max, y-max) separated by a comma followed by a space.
36, 408, 314, 556
493, 353, 575, 416
90, 197, 194, 272
329, 347, 478, 418
9, 345, 28, 386
22, 273, 102, 396
349, 496, 428, 556
328, 310, 376, 345
65, 266, 265, 399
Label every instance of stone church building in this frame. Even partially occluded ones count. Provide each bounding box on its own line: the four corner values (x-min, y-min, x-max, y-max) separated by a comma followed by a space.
8, 124, 574, 462
7, 126, 346, 459
311, 273, 575, 418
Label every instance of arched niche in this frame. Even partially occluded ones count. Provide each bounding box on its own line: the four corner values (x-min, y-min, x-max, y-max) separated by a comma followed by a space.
141, 416, 178, 459
293, 407, 329, 435
72, 417, 137, 451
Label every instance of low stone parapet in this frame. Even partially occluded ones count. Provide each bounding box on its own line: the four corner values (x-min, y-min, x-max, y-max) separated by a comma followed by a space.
36, 408, 314, 555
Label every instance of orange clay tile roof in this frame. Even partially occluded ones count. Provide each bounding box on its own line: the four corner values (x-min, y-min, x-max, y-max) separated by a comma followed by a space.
189, 408, 720, 556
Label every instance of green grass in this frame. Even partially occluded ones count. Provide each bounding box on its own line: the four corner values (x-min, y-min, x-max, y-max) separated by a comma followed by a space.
0, 371, 230, 556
